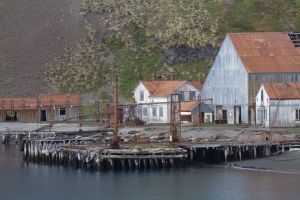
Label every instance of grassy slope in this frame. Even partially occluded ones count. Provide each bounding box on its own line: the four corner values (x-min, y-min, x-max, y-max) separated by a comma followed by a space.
1, 0, 300, 99
104, 0, 300, 100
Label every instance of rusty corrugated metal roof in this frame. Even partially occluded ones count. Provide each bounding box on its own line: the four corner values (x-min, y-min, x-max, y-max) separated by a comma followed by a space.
228, 32, 300, 73
141, 80, 202, 97
0, 94, 79, 110
189, 81, 203, 90
263, 83, 300, 100
181, 100, 198, 112
141, 81, 186, 97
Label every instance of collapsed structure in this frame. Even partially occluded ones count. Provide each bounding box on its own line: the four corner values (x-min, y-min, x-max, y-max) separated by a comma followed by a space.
0, 94, 79, 123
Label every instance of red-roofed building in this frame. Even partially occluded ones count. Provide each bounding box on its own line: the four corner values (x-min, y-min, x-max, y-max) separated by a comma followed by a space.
256, 83, 300, 127
0, 94, 80, 123
133, 80, 201, 123
202, 32, 300, 125
180, 100, 213, 123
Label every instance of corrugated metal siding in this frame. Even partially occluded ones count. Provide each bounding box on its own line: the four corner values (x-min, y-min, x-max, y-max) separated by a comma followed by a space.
248, 73, 300, 105
269, 99, 300, 127
202, 36, 249, 124
228, 32, 300, 73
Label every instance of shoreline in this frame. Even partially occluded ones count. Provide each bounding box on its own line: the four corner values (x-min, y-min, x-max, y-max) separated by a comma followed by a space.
228, 163, 300, 174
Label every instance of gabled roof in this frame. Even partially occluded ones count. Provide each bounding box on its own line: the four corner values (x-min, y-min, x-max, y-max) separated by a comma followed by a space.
181, 100, 199, 112
228, 32, 300, 73
189, 81, 203, 90
263, 83, 300, 100
141, 81, 186, 97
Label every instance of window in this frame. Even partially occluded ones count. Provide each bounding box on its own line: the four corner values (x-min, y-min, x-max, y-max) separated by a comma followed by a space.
140, 91, 144, 101
159, 107, 163, 117
60, 108, 66, 116
261, 90, 264, 102
152, 107, 157, 116
189, 91, 196, 100
143, 107, 148, 116
178, 91, 184, 101
296, 109, 300, 120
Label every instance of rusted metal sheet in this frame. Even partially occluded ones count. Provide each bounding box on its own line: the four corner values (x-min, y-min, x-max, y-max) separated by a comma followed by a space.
180, 100, 198, 112
141, 81, 186, 97
0, 94, 79, 111
248, 73, 300, 105
228, 32, 300, 73
263, 83, 300, 100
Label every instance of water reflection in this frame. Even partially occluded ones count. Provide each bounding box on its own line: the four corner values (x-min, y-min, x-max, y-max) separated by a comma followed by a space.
0, 145, 300, 200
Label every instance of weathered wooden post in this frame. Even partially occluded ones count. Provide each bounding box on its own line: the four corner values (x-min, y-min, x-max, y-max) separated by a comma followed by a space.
111, 74, 120, 149
253, 146, 257, 159
224, 147, 229, 164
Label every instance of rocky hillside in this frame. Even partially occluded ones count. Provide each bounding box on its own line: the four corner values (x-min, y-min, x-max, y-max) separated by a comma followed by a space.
1, 0, 300, 99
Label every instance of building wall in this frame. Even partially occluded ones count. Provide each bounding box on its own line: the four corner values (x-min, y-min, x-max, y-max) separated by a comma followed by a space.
269, 99, 300, 127
176, 83, 200, 101
134, 82, 201, 124
256, 85, 300, 127
202, 36, 249, 124
249, 73, 300, 105
137, 97, 169, 123
133, 83, 151, 104
249, 73, 300, 126
0, 107, 79, 123
18, 110, 38, 122
255, 86, 270, 127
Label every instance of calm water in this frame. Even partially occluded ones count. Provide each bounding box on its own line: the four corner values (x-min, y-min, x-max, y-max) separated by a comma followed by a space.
1, 145, 300, 200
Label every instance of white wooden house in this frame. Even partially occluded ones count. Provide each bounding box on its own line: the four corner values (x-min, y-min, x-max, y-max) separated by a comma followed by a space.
133, 80, 201, 123
256, 83, 300, 127
202, 32, 300, 125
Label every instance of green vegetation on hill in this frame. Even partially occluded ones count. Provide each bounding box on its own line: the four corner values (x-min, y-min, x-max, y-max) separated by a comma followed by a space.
225, 0, 300, 32
46, 0, 300, 100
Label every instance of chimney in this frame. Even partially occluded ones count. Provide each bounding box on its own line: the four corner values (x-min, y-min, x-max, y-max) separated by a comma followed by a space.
199, 73, 205, 84
151, 73, 155, 81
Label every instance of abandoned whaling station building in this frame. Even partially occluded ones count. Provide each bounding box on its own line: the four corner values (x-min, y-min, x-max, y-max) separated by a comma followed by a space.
133, 80, 210, 123
180, 100, 213, 123
256, 83, 300, 127
202, 32, 300, 125
0, 94, 80, 123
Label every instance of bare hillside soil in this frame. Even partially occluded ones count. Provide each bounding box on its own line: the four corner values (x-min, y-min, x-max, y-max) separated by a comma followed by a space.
0, 0, 84, 97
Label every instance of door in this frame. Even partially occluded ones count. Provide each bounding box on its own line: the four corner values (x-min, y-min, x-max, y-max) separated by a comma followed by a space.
40, 110, 47, 122
216, 105, 223, 121
5, 111, 17, 121
222, 110, 227, 123
234, 106, 241, 124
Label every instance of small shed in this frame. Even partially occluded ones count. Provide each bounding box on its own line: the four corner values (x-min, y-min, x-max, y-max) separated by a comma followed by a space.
256, 83, 300, 127
180, 101, 213, 123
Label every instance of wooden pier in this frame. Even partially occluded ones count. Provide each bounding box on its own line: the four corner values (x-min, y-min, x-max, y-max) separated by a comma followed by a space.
182, 141, 300, 164
2, 130, 300, 170
22, 140, 188, 170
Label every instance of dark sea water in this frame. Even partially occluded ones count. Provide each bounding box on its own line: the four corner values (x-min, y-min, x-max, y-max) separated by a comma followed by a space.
1, 145, 300, 200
